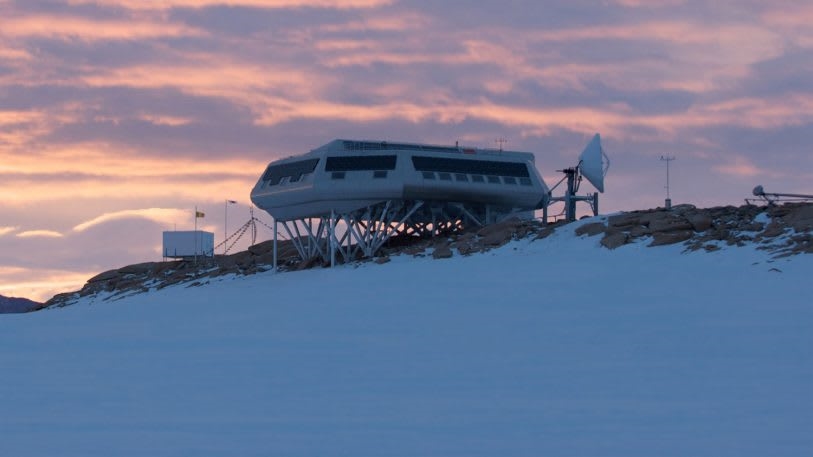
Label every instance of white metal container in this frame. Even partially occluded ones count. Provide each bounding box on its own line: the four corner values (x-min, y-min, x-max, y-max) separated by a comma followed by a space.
162, 231, 214, 258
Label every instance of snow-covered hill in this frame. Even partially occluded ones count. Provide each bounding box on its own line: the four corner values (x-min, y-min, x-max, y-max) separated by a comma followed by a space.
1, 209, 811, 456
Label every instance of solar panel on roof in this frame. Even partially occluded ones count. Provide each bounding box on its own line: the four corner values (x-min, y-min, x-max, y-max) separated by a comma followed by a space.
411, 156, 529, 177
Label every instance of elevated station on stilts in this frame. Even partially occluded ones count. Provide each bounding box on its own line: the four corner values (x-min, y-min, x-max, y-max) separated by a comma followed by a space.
250, 136, 609, 267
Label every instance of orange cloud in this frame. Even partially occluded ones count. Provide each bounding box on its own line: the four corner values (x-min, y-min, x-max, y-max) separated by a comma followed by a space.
0, 267, 96, 302
762, 3, 813, 27
248, 89, 813, 142
67, 0, 394, 10
526, 20, 777, 48
0, 110, 43, 125
0, 144, 266, 207
78, 60, 325, 109
314, 18, 780, 96
0, 226, 17, 237
136, 114, 193, 126
0, 174, 258, 209
16, 230, 64, 238
1, 15, 205, 41
73, 208, 195, 232
713, 157, 764, 178
0, 143, 266, 178
0, 45, 31, 61
611, 0, 687, 6
319, 10, 431, 33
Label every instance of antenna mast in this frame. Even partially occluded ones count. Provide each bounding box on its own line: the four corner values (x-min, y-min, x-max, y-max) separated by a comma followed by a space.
660, 155, 675, 209
495, 137, 507, 152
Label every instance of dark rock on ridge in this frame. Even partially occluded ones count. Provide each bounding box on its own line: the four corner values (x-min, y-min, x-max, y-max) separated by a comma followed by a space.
40, 203, 813, 310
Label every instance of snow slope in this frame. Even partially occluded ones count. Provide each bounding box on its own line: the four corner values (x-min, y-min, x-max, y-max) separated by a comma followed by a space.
1, 219, 811, 457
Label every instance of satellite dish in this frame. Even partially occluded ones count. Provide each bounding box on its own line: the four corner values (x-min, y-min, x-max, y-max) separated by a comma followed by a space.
577, 133, 610, 193
544, 133, 611, 222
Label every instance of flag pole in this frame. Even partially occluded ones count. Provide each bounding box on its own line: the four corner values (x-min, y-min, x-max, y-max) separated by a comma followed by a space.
224, 199, 236, 255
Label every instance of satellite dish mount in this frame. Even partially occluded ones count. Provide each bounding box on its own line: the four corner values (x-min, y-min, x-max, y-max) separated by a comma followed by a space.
747, 185, 813, 205
544, 133, 610, 222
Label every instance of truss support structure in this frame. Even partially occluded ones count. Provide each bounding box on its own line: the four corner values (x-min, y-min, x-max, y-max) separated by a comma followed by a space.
271, 199, 530, 265
544, 168, 600, 222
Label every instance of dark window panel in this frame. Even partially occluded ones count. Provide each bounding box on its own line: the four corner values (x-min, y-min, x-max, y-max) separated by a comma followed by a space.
326, 155, 397, 171
343, 141, 458, 154
411, 156, 529, 177
262, 158, 320, 185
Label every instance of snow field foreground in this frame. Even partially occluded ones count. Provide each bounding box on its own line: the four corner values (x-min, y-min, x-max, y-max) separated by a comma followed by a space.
2, 220, 812, 457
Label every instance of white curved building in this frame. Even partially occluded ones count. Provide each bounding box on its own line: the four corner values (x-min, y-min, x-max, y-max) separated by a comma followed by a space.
251, 139, 549, 220
250, 139, 551, 264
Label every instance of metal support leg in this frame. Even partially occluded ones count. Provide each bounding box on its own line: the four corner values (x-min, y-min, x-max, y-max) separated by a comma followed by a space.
330, 210, 336, 267
592, 192, 599, 216
273, 218, 278, 272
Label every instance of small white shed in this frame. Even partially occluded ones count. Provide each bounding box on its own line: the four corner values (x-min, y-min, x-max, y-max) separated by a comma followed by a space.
162, 231, 214, 259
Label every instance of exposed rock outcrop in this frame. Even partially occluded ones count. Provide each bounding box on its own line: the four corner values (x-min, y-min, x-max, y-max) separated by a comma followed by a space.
578, 202, 813, 257
41, 203, 812, 310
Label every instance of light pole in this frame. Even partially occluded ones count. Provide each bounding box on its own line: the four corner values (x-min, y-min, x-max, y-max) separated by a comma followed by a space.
224, 199, 236, 254
660, 156, 675, 209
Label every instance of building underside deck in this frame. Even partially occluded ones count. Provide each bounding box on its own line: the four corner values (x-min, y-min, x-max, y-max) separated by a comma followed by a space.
270, 199, 532, 266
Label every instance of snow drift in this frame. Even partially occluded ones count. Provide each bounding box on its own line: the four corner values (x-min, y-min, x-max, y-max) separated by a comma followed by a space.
1, 205, 811, 457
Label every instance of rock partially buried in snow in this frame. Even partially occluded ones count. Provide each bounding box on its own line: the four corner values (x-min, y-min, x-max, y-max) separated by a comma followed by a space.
601, 231, 629, 249
477, 217, 523, 246
432, 245, 453, 259
608, 213, 641, 229
773, 204, 813, 232
647, 215, 693, 233
650, 230, 693, 246
87, 269, 121, 284
575, 222, 606, 237
687, 213, 713, 232
40, 203, 813, 310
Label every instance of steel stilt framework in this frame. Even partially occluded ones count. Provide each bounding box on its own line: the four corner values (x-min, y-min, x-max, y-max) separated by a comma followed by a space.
271, 199, 530, 267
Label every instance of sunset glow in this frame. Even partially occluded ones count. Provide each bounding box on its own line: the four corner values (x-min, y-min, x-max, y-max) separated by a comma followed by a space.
1, 0, 812, 301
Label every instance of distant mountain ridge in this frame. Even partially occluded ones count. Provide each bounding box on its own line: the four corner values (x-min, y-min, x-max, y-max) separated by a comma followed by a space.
43, 202, 813, 310
0, 295, 41, 314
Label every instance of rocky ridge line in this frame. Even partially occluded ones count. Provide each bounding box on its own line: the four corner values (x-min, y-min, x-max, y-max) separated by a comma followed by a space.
42, 202, 813, 310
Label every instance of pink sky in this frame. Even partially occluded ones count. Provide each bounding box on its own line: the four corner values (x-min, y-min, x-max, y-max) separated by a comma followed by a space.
2, 0, 812, 301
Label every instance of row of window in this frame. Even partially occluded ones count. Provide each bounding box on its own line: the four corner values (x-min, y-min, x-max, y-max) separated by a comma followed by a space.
330, 170, 388, 180
327, 170, 532, 186
342, 140, 460, 154
422, 171, 532, 186
262, 155, 533, 186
